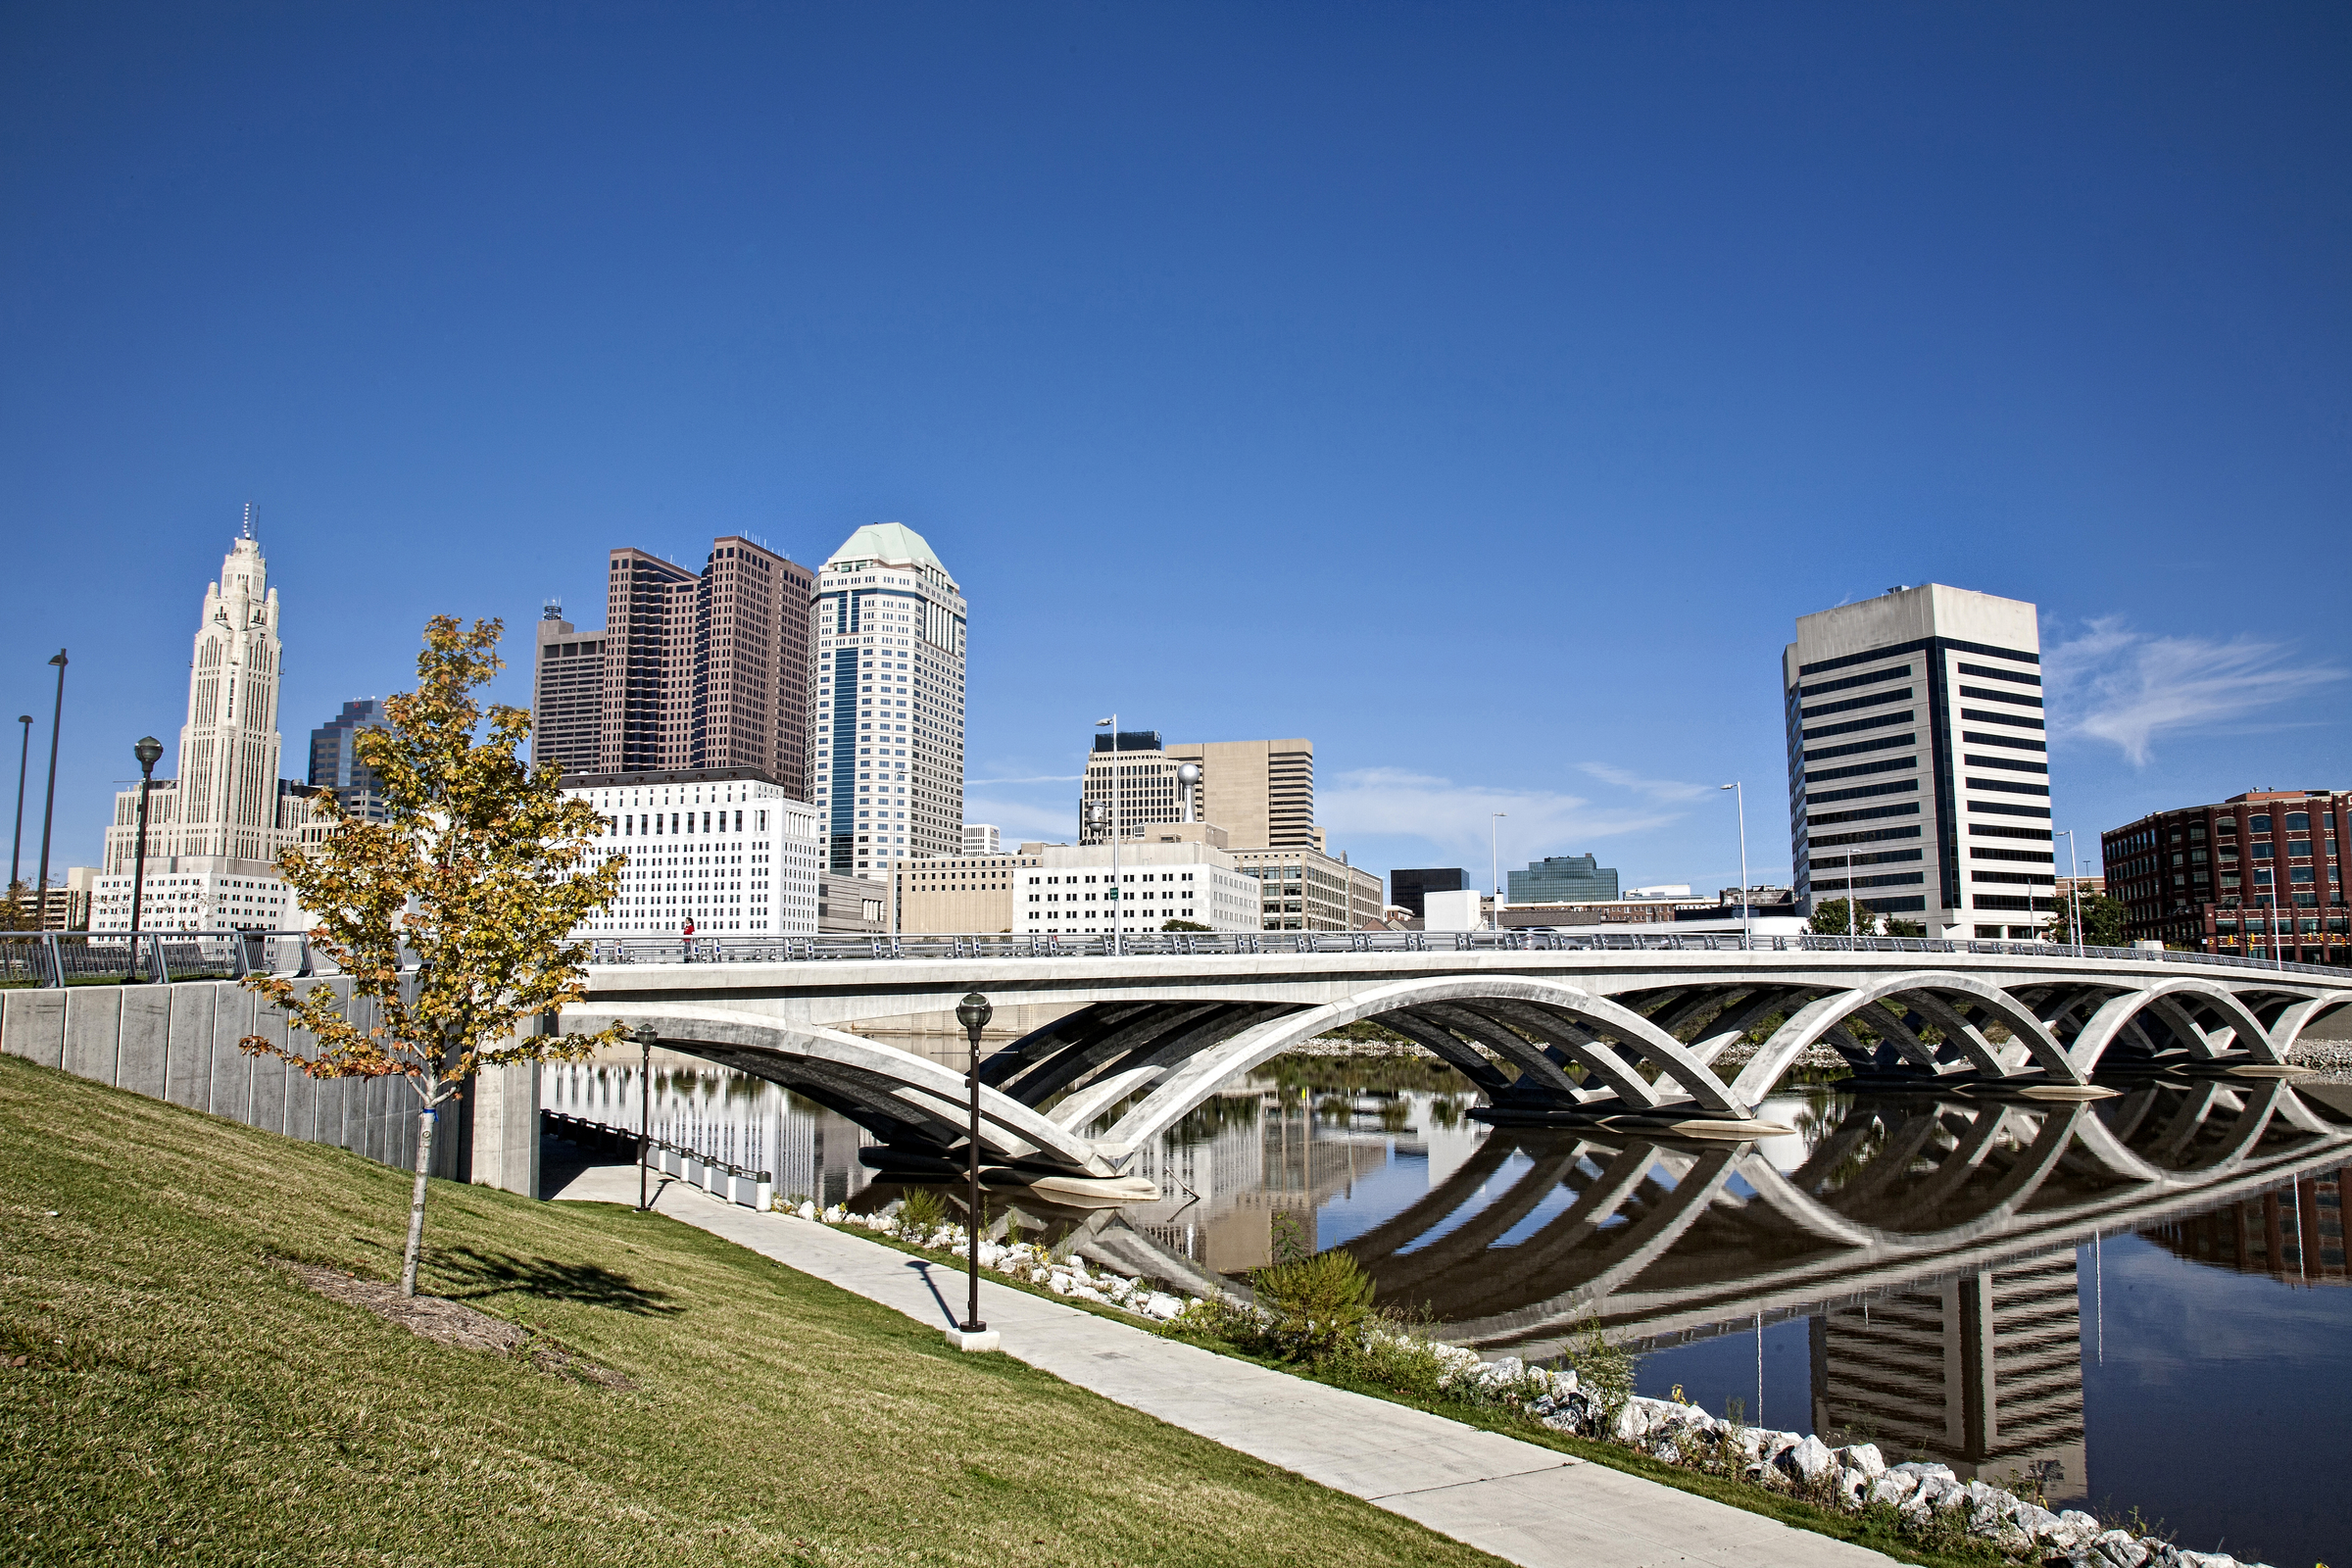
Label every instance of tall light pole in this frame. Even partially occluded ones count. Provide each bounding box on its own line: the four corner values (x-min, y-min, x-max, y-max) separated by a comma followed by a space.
9, 713, 29, 902
1490, 812, 1505, 933
128, 736, 163, 974
1095, 716, 1121, 954
2054, 829, 2085, 957
1720, 782, 1750, 947
631, 1022, 658, 1211
33, 651, 66, 929
956, 991, 994, 1341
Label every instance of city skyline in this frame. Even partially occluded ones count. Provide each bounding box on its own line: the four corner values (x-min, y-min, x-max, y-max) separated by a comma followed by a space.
5, 7, 2346, 897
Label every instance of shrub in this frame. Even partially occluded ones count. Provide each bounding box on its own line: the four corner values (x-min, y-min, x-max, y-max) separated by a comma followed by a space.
895, 1187, 947, 1235
1557, 1317, 1638, 1422
1249, 1249, 1377, 1364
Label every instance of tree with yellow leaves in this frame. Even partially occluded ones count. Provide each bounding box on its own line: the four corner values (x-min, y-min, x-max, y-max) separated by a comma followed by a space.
241, 615, 624, 1296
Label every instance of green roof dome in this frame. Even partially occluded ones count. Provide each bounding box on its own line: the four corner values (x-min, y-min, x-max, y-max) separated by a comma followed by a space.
825, 521, 950, 582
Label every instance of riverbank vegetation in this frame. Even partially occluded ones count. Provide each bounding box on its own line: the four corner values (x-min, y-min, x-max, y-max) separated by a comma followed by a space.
0, 1054, 1500, 1567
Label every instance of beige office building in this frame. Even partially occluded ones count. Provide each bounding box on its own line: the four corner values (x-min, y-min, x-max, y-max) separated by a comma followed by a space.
1230, 847, 1384, 932
885, 852, 1039, 934
1166, 738, 1316, 851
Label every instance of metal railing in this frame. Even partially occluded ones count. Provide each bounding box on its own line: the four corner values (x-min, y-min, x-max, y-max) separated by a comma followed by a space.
541, 1108, 772, 1210
0, 930, 319, 989
579, 928, 2351, 981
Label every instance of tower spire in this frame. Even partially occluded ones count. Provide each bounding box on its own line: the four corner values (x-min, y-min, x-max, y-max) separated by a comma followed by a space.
241, 502, 255, 541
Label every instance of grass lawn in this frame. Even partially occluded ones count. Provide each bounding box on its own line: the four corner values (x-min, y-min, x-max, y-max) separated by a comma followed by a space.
0, 1054, 1502, 1567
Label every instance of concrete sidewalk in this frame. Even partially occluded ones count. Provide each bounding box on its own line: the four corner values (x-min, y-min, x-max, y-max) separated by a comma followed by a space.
552, 1164, 1892, 1568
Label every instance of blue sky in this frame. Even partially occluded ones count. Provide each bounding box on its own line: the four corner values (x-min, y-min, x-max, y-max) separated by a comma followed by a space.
4, 3, 2345, 896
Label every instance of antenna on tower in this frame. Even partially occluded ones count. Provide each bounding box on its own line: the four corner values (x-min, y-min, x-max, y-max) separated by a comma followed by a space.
242, 503, 256, 541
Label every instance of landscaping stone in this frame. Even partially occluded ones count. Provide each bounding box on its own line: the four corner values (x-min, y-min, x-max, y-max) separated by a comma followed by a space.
1775, 1435, 1835, 1484
1832, 1443, 1885, 1478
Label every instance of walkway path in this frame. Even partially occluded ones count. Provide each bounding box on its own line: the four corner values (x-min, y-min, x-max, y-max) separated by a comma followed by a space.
550, 1163, 1892, 1568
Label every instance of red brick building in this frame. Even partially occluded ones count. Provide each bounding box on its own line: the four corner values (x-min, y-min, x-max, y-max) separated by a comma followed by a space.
2102, 789, 2349, 963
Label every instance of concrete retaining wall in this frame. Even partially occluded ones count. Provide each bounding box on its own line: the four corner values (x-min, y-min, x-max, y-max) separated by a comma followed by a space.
0, 977, 538, 1195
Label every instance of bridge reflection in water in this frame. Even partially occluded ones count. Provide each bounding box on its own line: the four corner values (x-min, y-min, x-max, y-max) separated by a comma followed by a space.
1112, 1072, 2352, 1509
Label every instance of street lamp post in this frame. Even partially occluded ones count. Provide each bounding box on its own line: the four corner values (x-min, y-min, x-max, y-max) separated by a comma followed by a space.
1490, 812, 1506, 933
1095, 717, 1121, 954
32, 651, 66, 931
631, 1022, 658, 1211
2054, 829, 2085, 957
1720, 782, 1750, 947
955, 991, 994, 1343
128, 736, 163, 979
9, 713, 29, 902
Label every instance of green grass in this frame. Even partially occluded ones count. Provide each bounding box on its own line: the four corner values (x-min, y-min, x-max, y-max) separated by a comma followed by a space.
0, 1054, 1502, 1568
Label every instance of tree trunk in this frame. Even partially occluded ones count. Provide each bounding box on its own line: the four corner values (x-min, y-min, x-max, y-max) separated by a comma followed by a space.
401, 1105, 435, 1297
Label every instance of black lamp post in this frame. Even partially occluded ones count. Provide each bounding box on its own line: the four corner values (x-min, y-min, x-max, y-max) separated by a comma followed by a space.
31, 651, 66, 930
955, 990, 993, 1335
127, 736, 163, 979
632, 1022, 659, 1211
9, 713, 29, 902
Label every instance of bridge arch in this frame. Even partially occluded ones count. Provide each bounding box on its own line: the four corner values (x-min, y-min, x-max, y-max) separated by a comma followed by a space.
1093, 974, 1754, 1157
2063, 978, 2286, 1075
560, 1003, 1117, 1175
1727, 971, 2079, 1105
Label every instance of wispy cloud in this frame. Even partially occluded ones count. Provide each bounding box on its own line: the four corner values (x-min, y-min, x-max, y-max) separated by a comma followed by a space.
1575, 762, 1715, 803
1319, 767, 1684, 859
2044, 617, 2346, 766
960, 795, 1076, 843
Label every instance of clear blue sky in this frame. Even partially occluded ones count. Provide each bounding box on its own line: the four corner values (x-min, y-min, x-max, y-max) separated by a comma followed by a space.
4, 3, 2345, 896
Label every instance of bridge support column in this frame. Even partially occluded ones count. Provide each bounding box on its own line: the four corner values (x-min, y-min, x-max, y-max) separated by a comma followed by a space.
468, 1059, 541, 1199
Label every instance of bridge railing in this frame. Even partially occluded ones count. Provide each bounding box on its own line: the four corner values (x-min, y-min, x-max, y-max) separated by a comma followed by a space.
0, 930, 320, 989
577, 928, 2349, 980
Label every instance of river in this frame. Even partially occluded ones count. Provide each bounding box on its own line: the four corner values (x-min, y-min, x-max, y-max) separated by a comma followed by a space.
542, 1050, 2351, 1568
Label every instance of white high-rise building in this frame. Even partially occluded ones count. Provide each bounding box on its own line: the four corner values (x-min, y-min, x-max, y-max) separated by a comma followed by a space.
1014, 841, 1260, 935
1784, 584, 2051, 940
562, 768, 822, 939
961, 823, 1001, 856
91, 514, 322, 933
809, 523, 966, 878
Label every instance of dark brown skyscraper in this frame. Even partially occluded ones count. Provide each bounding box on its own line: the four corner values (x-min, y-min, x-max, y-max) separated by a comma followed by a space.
532, 535, 816, 799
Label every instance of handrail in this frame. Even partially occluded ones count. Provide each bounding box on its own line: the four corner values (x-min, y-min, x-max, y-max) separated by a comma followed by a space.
0, 929, 319, 989
572, 928, 2351, 982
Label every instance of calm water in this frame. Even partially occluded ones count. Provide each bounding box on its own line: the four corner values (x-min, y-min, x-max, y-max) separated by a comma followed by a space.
544, 1053, 2352, 1568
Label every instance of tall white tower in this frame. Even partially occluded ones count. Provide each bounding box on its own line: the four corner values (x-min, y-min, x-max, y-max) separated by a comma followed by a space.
172, 518, 288, 860
809, 523, 966, 877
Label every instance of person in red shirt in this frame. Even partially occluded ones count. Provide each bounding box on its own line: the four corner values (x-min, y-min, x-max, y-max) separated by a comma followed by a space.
681, 917, 696, 961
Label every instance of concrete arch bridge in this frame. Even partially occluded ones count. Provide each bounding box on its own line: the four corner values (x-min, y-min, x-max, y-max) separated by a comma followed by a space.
560, 934, 2352, 1190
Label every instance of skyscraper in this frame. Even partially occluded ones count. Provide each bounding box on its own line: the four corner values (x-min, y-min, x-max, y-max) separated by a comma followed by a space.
1784, 584, 2049, 939
309, 698, 389, 821
1165, 738, 1317, 851
531, 536, 816, 798
809, 523, 966, 876
91, 516, 320, 931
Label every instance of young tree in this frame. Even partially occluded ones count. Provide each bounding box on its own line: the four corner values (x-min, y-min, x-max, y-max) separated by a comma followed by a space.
2045, 893, 2129, 949
240, 616, 625, 1296
1884, 917, 1928, 938
1807, 898, 1877, 937
0, 879, 36, 932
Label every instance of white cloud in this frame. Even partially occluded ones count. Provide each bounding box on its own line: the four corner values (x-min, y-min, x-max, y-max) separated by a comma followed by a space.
2044, 617, 2346, 766
1575, 762, 1716, 803
1318, 766, 1685, 860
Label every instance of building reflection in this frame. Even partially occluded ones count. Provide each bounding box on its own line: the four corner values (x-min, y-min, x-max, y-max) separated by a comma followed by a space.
2138, 1164, 2349, 1287
1810, 1258, 2086, 1500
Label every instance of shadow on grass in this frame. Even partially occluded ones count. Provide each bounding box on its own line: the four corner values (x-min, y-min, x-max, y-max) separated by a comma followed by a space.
430, 1246, 684, 1315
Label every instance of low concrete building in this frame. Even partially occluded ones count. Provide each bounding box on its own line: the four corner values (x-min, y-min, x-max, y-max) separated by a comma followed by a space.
1229, 846, 1384, 931
87, 859, 304, 933
819, 871, 888, 933
885, 851, 1039, 933
1016, 840, 1259, 935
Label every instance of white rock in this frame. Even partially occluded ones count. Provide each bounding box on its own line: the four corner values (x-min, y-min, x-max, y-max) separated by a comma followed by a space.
1142, 1292, 1184, 1320
1834, 1469, 1868, 1509
2089, 1529, 2149, 1568
1868, 1474, 1916, 1508
797, 1200, 817, 1220
1487, 1356, 1524, 1383
1834, 1443, 1886, 1478
1892, 1460, 1955, 1482
1653, 1440, 1683, 1465
1777, 1436, 1835, 1483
